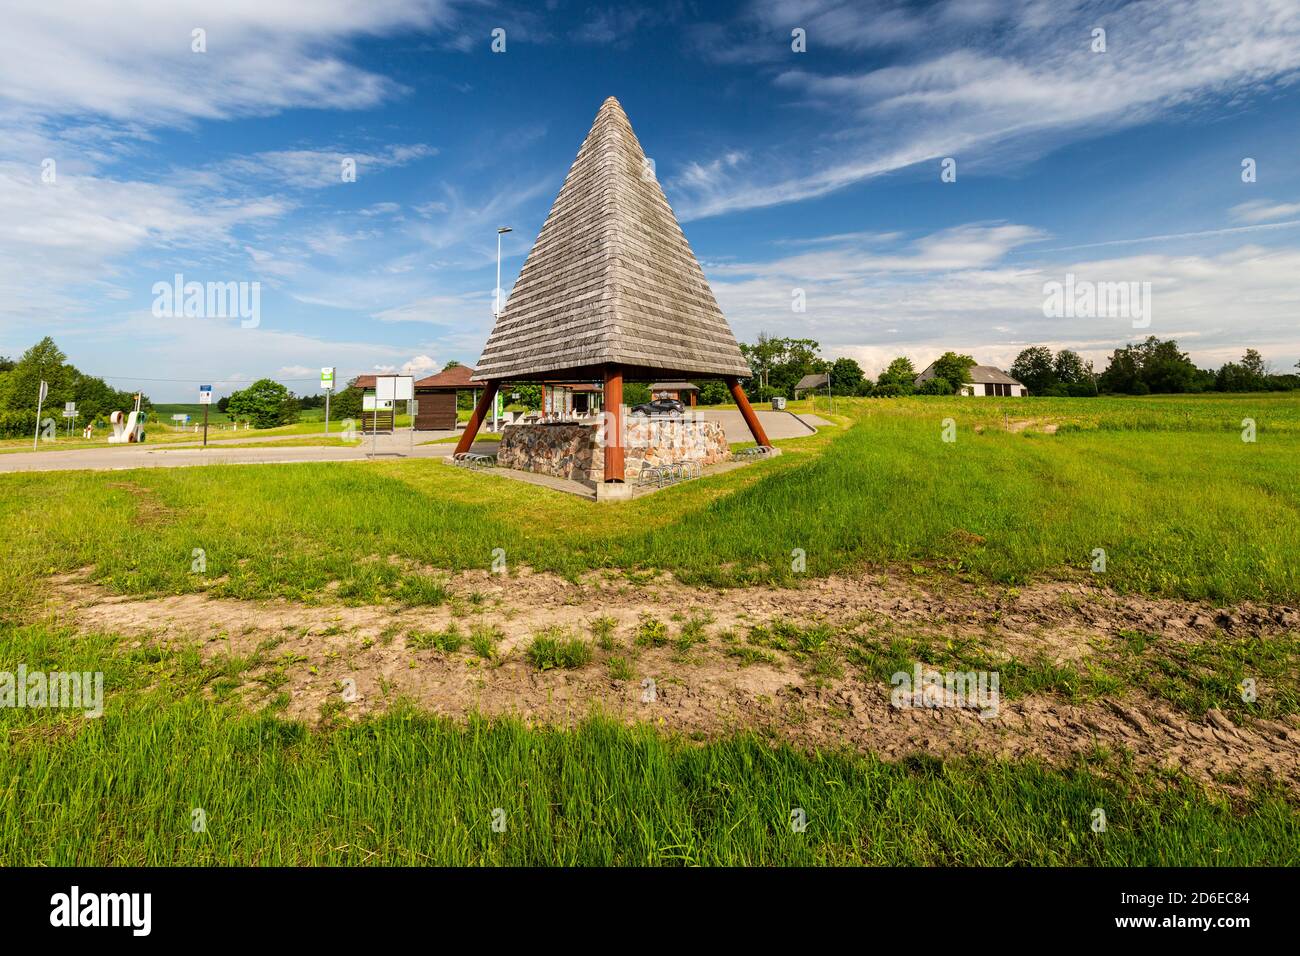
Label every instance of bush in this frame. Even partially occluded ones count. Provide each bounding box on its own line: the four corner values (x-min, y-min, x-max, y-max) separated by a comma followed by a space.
697, 381, 731, 406
226, 379, 300, 429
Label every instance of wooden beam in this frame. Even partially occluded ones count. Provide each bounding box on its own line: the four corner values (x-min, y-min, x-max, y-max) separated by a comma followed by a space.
726, 377, 771, 447
454, 380, 499, 455
603, 365, 625, 482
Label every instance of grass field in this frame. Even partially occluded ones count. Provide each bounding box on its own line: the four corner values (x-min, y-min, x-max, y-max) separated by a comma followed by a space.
1, 394, 1294, 606
1, 392, 1297, 865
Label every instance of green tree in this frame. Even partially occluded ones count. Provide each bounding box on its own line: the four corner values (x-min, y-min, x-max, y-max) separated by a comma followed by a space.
1053, 349, 1089, 385
0, 336, 73, 412
507, 383, 541, 410
330, 378, 364, 420
1216, 350, 1269, 392
876, 356, 916, 391
1010, 346, 1057, 394
1241, 349, 1269, 380
740, 334, 824, 398
929, 352, 977, 393
1099, 337, 1201, 394
829, 357, 864, 394
226, 379, 299, 429
697, 380, 731, 405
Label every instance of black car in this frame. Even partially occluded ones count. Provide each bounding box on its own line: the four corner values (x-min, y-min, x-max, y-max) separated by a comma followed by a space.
631, 398, 685, 416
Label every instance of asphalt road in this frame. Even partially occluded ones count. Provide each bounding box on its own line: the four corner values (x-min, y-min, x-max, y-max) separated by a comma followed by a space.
0, 411, 823, 474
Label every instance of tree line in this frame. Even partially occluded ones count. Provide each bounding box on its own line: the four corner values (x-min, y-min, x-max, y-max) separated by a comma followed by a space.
733, 333, 1300, 399
0, 337, 151, 438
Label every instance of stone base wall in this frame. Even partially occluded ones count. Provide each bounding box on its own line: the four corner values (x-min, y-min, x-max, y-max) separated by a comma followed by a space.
619, 417, 730, 481
497, 418, 731, 483
497, 424, 601, 481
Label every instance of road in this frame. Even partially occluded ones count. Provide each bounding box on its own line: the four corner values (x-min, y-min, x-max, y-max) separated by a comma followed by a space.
0, 411, 824, 474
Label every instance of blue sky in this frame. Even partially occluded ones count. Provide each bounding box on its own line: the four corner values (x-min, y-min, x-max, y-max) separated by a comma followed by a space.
2, 0, 1299, 401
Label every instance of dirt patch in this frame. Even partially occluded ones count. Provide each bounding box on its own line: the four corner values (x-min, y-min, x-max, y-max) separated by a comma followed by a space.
48, 568, 1300, 795
104, 481, 175, 524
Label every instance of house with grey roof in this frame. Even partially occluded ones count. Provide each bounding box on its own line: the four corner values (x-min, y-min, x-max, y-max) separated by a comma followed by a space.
915, 362, 1027, 396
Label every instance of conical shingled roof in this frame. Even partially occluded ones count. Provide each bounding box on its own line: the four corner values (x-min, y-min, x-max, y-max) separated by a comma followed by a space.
473, 97, 751, 382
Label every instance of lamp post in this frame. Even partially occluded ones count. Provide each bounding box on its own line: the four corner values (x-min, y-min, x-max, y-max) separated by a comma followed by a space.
493, 226, 512, 433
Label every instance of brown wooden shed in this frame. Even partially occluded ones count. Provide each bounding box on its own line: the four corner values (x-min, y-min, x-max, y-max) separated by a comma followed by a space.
413, 365, 483, 431
650, 382, 699, 407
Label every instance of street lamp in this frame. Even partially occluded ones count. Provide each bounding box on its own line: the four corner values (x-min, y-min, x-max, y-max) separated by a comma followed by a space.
493, 226, 512, 433
495, 226, 513, 318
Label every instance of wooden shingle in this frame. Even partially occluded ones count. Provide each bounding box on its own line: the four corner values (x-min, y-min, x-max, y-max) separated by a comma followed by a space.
474, 97, 751, 381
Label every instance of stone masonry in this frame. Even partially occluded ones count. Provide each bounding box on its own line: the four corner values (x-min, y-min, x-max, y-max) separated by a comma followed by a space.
496, 418, 731, 483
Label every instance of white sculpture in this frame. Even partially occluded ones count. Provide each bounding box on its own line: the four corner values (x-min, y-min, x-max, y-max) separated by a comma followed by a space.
108, 395, 145, 443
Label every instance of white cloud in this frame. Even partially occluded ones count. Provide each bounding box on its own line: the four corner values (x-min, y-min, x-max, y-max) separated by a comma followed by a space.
206, 145, 437, 191
0, 1, 454, 126
675, 0, 1300, 219
401, 354, 440, 376
707, 226, 1300, 376
0, 161, 289, 321
1231, 200, 1300, 224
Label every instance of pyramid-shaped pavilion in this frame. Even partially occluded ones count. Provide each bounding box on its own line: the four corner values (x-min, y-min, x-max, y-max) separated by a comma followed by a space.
457, 97, 770, 477
474, 96, 751, 382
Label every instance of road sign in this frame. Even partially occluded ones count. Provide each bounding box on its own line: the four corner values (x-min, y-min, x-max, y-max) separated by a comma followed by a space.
199, 385, 212, 405
375, 375, 413, 401
38, 381, 48, 403
62, 403, 77, 418
321, 367, 335, 390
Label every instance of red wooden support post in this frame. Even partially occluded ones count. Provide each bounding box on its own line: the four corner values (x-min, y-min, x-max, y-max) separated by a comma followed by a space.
454, 380, 499, 455
603, 365, 625, 482
726, 377, 771, 447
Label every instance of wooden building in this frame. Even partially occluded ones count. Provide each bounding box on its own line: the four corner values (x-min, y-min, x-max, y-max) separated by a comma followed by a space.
413, 365, 483, 431
649, 381, 699, 406
457, 96, 770, 484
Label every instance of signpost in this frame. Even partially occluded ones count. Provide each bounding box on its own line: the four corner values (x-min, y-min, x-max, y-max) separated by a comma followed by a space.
63, 401, 77, 438
33, 380, 48, 450
321, 367, 335, 435
371, 375, 413, 456
199, 385, 212, 447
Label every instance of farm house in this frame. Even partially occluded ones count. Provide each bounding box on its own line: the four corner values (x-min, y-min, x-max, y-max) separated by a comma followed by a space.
915, 363, 1028, 397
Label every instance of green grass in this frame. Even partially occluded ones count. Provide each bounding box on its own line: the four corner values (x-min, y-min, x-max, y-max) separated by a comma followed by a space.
0, 394, 1296, 613
840, 624, 1300, 719
590, 616, 619, 650
525, 629, 593, 670
3, 703, 1292, 865
407, 623, 464, 653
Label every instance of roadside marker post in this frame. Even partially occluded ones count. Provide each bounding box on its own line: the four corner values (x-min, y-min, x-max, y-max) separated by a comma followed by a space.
33, 380, 48, 451
199, 385, 212, 447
